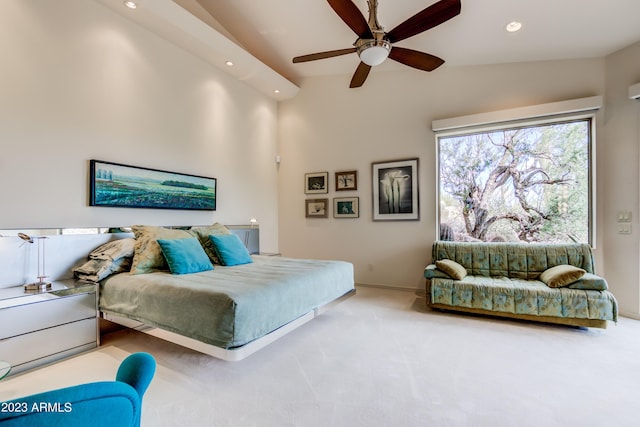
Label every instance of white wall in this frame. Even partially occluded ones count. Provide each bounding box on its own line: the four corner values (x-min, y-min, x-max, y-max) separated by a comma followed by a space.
603, 41, 640, 318
0, 0, 280, 252
2, 1, 638, 317
278, 59, 607, 290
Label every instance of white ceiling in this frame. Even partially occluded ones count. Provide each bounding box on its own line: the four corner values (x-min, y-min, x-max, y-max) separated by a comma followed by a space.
191, 0, 640, 85
96, 0, 640, 98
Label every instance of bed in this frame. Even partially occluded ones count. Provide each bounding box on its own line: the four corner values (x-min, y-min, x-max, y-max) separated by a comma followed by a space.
98, 255, 355, 361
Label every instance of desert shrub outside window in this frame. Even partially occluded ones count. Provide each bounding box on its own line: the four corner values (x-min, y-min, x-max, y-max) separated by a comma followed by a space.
437, 115, 593, 245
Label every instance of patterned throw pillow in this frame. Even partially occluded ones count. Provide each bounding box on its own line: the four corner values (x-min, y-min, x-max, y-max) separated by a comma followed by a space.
567, 273, 608, 291
130, 225, 193, 274
189, 223, 232, 264
89, 238, 135, 261
73, 257, 132, 282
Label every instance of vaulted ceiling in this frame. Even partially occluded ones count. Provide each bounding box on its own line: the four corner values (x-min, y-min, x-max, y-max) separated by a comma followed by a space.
191, 0, 640, 85
97, 0, 640, 98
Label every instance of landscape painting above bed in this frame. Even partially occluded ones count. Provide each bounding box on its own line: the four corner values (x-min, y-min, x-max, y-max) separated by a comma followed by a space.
89, 159, 216, 210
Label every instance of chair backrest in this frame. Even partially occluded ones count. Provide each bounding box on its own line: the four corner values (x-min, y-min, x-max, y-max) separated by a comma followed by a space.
0, 352, 156, 427
432, 241, 595, 279
116, 352, 156, 398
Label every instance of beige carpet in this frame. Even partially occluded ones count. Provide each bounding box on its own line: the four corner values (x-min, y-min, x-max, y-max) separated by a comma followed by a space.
2, 286, 639, 427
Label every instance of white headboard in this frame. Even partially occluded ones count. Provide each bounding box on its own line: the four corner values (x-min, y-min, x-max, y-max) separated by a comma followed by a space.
0, 225, 258, 289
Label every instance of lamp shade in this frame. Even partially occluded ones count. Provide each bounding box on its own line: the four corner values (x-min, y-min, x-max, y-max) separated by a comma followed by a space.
357, 39, 391, 66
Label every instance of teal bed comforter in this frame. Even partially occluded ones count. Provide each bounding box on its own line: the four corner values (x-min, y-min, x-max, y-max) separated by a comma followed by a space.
99, 256, 354, 348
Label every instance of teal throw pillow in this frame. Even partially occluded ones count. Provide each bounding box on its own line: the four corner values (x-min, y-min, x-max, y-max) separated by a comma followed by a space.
157, 238, 214, 275
209, 234, 253, 266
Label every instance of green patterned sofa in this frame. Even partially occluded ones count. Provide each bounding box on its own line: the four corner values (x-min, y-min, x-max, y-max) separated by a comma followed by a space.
424, 242, 618, 328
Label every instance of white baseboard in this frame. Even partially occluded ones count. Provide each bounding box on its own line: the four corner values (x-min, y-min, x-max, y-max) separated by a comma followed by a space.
356, 282, 425, 295
619, 311, 640, 320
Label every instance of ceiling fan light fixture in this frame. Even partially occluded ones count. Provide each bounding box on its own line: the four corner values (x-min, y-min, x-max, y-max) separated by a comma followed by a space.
357, 39, 391, 66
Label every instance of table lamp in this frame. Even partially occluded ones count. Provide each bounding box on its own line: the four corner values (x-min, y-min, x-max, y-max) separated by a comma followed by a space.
18, 233, 52, 292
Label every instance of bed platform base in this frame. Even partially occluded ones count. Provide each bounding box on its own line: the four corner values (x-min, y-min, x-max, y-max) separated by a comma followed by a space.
101, 289, 355, 361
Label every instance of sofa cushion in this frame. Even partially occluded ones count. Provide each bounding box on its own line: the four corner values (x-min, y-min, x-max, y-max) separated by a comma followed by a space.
430, 276, 618, 322
431, 241, 595, 279
435, 259, 467, 280
567, 273, 608, 291
540, 264, 586, 288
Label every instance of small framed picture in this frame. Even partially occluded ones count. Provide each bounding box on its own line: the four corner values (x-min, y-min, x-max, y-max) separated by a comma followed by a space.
334, 197, 359, 218
305, 172, 329, 194
305, 198, 329, 218
372, 158, 419, 221
335, 170, 358, 191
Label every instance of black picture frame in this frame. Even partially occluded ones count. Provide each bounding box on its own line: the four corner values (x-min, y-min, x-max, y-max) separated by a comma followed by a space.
89, 159, 216, 210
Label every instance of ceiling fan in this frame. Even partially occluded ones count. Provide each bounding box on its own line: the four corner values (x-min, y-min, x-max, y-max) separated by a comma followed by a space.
292, 0, 461, 88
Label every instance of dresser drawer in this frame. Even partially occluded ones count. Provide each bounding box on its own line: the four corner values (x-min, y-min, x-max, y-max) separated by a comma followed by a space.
0, 318, 96, 368
0, 292, 95, 340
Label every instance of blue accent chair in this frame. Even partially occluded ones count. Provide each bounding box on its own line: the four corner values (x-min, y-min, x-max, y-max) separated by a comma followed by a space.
0, 352, 156, 427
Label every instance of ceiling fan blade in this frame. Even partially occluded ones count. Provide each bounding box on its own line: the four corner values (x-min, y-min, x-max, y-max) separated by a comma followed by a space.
293, 48, 357, 63
327, 0, 373, 39
386, 0, 461, 43
350, 62, 372, 88
389, 47, 444, 71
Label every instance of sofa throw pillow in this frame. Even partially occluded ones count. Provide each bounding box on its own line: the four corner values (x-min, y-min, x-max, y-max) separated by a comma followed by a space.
89, 238, 136, 261
157, 238, 214, 275
189, 223, 232, 264
567, 273, 609, 291
540, 264, 586, 288
209, 234, 253, 266
435, 259, 467, 280
130, 225, 193, 274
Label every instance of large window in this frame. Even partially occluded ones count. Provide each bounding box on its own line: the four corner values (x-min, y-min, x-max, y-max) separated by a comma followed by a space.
437, 115, 593, 244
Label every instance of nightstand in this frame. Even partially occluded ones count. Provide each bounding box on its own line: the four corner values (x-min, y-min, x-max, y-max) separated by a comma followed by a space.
0, 280, 98, 376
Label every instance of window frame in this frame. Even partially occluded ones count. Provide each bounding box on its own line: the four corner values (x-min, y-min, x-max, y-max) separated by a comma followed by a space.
435, 111, 597, 246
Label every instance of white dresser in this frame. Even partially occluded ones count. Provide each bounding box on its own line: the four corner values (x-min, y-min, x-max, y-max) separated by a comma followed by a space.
0, 280, 98, 376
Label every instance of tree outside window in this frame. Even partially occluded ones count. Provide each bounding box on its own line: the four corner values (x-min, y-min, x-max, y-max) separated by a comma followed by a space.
437, 118, 592, 244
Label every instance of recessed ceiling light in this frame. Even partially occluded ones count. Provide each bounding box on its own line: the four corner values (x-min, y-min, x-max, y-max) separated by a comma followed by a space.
506, 21, 522, 33
273, 89, 280, 94
225, 61, 234, 67
124, 1, 137, 9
